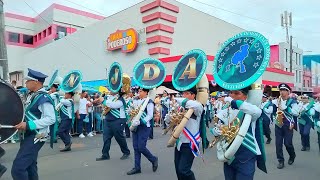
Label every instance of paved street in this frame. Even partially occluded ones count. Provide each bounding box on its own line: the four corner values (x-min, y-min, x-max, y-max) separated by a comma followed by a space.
1, 127, 320, 180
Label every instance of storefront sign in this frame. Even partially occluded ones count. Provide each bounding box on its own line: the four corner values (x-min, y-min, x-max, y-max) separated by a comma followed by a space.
106, 28, 138, 53
272, 62, 283, 70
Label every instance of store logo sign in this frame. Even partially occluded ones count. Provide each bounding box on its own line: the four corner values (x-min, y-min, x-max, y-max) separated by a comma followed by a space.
106, 28, 138, 53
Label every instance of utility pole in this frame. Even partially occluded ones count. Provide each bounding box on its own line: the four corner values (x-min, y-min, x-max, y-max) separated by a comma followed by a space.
0, 0, 8, 81
289, 35, 293, 72
281, 11, 293, 72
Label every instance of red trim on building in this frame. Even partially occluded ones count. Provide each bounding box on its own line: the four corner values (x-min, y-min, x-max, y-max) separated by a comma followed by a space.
159, 0, 179, 13
5, 12, 35, 22
262, 80, 294, 88
140, 0, 179, 13
159, 55, 182, 62
53, 4, 105, 20
266, 67, 294, 76
159, 55, 214, 62
164, 74, 213, 82
149, 47, 170, 55
140, 1, 159, 13
146, 35, 172, 44
207, 55, 214, 61
5, 4, 104, 23
142, 12, 177, 23
146, 23, 174, 33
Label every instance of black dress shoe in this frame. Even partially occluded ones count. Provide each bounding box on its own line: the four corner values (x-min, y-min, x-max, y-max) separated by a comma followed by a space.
0, 164, 7, 178
127, 168, 141, 175
120, 154, 130, 160
60, 143, 72, 152
96, 156, 110, 161
301, 147, 306, 151
152, 157, 158, 172
277, 161, 284, 169
306, 147, 310, 151
288, 156, 295, 165
266, 138, 272, 144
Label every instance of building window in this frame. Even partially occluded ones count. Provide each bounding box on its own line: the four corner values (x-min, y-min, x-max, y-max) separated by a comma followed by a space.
54, 26, 67, 40
48, 26, 52, 35
8, 32, 20, 43
38, 33, 41, 40
300, 71, 302, 83
23, 34, 33, 45
296, 53, 298, 65
43, 29, 47, 38
295, 70, 298, 82
34, 35, 37, 43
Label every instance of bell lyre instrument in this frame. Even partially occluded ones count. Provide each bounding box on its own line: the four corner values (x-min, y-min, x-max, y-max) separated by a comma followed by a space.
102, 62, 123, 115
167, 49, 209, 147
60, 70, 83, 103
129, 58, 166, 132
211, 31, 270, 162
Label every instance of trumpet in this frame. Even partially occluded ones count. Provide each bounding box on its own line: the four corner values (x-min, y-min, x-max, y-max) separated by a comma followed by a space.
163, 101, 186, 135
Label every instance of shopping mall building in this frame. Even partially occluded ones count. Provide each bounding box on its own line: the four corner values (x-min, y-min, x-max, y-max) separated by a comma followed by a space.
4, 0, 307, 93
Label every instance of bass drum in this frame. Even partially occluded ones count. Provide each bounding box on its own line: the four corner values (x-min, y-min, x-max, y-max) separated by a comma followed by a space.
0, 80, 24, 144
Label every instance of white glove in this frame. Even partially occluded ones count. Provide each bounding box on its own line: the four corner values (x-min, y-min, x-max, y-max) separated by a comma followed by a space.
210, 127, 222, 136
224, 97, 233, 104
317, 121, 320, 127
132, 119, 140, 126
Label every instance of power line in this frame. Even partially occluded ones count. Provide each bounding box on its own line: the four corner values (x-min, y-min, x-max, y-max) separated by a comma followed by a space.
63, 0, 145, 30
190, 0, 320, 35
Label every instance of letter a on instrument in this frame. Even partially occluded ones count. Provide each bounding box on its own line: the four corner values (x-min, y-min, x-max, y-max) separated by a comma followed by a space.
179, 57, 197, 80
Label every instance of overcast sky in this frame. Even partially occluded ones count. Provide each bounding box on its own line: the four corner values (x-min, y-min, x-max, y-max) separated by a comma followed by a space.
4, 0, 320, 54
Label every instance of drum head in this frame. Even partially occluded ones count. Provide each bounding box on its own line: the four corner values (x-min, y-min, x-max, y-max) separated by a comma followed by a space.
0, 82, 24, 144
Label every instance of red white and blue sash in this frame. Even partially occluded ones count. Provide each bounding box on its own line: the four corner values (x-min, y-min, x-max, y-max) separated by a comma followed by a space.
183, 127, 201, 157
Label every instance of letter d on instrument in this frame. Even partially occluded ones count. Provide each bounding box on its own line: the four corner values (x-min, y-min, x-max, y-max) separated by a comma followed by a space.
142, 64, 160, 80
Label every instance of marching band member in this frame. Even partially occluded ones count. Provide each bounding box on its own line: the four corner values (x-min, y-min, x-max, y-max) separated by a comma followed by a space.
173, 87, 203, 180
161, 90, 170, 129
214, 94, 223, 114
48, 83, 60, 143
57, 92, 74, 152
297, 94, 315, 152
124, 91, 134, 138
205, 97, 213, 125
96, 90, 131, 161
260, 93, 273, 144
48, 84, 60, 107
313, 101, 320, 153
127, 88, 158, 175
275, 83, 300, 169
12, 68, 56, 180
211, 86, 265, 180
